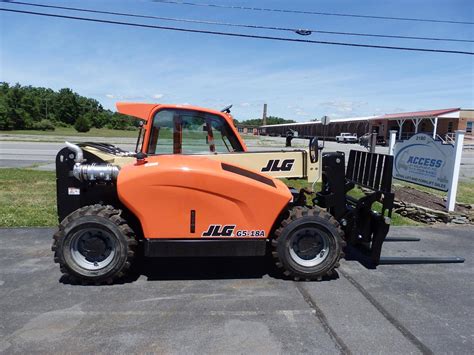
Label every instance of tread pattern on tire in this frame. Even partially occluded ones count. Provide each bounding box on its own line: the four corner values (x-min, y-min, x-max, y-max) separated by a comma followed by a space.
52, 204, 137, 285
271, 206, 346, 281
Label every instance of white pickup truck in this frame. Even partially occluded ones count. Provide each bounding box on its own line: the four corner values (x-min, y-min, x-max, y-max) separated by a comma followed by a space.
336, 132, 358, 143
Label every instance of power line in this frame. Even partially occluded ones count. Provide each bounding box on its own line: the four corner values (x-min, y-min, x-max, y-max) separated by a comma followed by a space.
4, 0, 473, 43
1, 7, 473, 56
152, 0, 474, 25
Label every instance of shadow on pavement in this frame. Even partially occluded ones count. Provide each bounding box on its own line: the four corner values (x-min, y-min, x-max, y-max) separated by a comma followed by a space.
59, 255, 340, 284
141, 256, 271, 281
138, 255, 339, 282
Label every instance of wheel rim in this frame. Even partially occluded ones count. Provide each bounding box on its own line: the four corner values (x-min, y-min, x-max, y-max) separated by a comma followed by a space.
70, 228, 116, 270
288, 226, 330, 267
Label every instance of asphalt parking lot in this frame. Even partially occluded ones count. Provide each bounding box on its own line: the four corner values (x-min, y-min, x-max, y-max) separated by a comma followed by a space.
0, 226, 472, 354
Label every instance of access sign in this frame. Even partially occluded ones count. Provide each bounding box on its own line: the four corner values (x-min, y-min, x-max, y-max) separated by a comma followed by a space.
393, 134, 454, 191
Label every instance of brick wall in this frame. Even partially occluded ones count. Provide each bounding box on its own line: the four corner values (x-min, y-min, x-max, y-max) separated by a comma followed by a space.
458, 110, 474, 135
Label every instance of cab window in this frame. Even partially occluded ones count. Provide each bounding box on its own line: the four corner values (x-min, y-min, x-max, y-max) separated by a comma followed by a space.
147, 109, 243, 154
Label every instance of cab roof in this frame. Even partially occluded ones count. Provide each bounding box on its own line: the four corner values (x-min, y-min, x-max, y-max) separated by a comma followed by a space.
116, 102, 233, 122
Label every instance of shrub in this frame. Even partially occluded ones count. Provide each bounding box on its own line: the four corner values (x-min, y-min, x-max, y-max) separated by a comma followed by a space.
0, 114, 14, 130
55, 120, 69, 128
74, 115, 91, 132
32, 119, 55, 131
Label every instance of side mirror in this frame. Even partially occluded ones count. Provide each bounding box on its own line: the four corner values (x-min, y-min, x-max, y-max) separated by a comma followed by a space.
309, 137, 319, 163
135, 152, 148, 165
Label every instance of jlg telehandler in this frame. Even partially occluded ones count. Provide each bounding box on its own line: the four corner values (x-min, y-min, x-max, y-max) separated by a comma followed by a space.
53, 103, 397, 284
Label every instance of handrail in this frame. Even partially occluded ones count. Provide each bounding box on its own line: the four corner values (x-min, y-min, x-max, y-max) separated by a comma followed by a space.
445, 133, 456, 144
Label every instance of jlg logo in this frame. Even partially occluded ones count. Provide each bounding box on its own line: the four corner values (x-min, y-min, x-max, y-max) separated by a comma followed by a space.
262, 159, 295, 172
202, 225, 236, 237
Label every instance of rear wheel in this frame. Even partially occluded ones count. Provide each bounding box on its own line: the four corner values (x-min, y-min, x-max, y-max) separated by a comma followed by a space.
272, 206, 345, 280
52, 205, 137, 285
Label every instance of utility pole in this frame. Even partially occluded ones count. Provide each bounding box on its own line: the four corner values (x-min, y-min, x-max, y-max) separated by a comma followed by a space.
43, 98, 50, 120
262, 103, 267, 126
43, 99, 49, 119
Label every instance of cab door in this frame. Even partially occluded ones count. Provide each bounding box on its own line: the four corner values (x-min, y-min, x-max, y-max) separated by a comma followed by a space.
145, 108, 244, 156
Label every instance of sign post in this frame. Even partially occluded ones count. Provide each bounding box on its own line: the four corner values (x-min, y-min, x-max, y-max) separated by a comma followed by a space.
321, 115, 330, 149
369, 131, 377, 153
388, 130, 397, 156
446, 130, 465, 211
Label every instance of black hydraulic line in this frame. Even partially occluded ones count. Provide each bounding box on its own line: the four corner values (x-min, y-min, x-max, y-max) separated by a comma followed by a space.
4, 1, 473, 43
153, 0, 474, 25
384, 237, 421, 242
379, 256, 465, 264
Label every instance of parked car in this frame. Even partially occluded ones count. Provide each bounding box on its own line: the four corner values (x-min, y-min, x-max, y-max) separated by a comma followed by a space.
359, 133, 387, 148
336, 132, 358, 143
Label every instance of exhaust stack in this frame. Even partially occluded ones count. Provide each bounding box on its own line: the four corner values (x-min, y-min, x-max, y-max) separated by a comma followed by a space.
65, 141, 84, 163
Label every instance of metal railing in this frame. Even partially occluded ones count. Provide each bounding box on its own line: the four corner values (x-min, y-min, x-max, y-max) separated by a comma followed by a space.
445, 132, 456, 144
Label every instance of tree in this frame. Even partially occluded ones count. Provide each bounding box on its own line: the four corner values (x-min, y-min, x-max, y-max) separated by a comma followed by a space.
89, 110, 109, 129
107, 112, 136, 130
74, 115, 91, 132
56, 88, 80, 125
0, 82, 147, 131
0, 105, 13, 130
239, 116, 296, 126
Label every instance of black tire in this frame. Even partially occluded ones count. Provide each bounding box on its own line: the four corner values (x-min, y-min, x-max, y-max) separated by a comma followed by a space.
271, 206, 345, 281
52, 204, 137, 285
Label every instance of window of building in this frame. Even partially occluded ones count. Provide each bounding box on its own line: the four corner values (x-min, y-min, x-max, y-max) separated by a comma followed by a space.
447, 121, 453, 133
467, 121, 473, 133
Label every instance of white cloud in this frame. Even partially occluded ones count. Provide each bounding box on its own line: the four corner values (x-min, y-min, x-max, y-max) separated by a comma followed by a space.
104, 93, 146, 101
328, 112, 345, 118
153, 93, 164, 99
295, 108, 309, 116
122, 94, 146, 100
319, 100, 368, 114
240, 102, 251, 107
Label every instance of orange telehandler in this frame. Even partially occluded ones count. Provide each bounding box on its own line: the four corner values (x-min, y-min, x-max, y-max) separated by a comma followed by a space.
52, 102, 429, 284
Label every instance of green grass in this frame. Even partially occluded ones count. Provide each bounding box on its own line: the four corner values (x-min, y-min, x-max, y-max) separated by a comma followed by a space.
1, 127, 260, 145
2, 126, 139, 138
281, 178, 420, 226
394, 180, 474, 205
0, 168, 57, 227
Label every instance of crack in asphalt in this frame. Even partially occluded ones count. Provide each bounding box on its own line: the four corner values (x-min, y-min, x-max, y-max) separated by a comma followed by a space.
339, 269, 433, 355
294, 281, 352, 355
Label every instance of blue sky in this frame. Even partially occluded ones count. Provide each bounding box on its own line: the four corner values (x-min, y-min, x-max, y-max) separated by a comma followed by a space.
1, 0, 473, 121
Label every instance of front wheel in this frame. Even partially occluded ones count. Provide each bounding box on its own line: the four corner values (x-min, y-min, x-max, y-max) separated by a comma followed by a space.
52, 205, 137, 285
271, 207, 345, 280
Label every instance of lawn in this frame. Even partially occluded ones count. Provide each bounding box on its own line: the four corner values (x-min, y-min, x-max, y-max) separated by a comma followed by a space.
0, 168, 57, 227
2, 126, 139, 138
1, 127, 259, 142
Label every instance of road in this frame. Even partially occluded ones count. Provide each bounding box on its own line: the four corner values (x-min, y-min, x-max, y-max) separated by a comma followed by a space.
0, 226, 472, 353
1, 136, 473, 180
